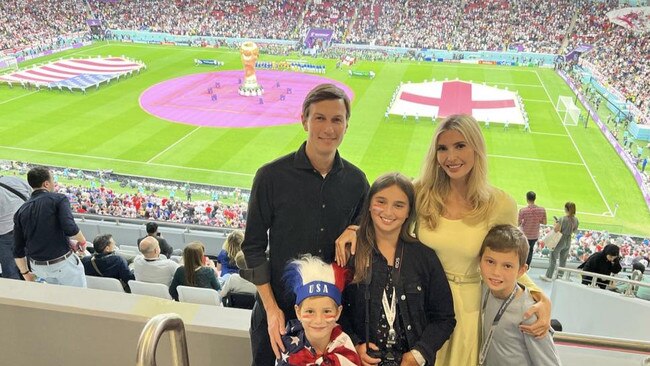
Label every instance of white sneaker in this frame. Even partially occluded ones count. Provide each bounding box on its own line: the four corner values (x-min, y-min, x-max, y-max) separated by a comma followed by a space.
539, 275, 552, 282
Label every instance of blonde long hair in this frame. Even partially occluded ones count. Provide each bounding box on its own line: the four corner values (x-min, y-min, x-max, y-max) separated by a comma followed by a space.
414, 114, 493, 229
224, 230, 244, 266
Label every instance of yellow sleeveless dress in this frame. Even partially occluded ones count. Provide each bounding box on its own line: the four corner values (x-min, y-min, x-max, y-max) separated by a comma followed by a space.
416, 188, 539, 366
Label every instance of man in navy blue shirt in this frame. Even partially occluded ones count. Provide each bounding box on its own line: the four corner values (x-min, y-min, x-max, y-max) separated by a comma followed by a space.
82, 234, 134, 292
13, 166, 88, 287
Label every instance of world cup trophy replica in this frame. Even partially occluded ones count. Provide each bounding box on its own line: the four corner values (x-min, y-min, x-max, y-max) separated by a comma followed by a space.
239, 41, 264, 96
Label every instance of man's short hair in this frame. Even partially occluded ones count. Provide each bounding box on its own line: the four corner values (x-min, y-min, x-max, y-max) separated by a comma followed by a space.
146, 222, 158, 234
526, 191, 536, 202
93, 234, 114, 254
301, 83, 351, 121
27, 166, 51, 189
480, 224, 529, 267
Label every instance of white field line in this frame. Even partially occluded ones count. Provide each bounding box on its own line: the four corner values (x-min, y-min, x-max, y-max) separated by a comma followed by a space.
147, 126, 202, 163
530, 131, 569, 137
0, 145, 254, 177
488, 154, 583, 166
534, 70, 613, 215
490, 82, 544, 88
0, 90, 40, 105
522, 99, 553, 103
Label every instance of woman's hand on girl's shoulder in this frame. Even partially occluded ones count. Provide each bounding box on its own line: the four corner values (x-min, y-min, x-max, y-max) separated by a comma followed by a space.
335, 225, 358, 266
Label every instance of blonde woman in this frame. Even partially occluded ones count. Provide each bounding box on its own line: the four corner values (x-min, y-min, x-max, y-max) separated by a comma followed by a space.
413, 114, 550, 366
217, 230, 244, 283
336, 115, 552, 366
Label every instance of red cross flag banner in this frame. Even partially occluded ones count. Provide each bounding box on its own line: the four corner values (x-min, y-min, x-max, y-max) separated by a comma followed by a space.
606, 7, 650, 34
390, 80, 525, 125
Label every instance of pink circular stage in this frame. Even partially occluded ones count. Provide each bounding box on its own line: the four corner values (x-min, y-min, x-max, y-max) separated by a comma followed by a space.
139, 70, 354, 128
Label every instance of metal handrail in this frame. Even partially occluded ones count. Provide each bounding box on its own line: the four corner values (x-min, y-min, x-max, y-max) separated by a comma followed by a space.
554, 331, 650, 354
555, 267, 649, 297
136, 313, 190, 366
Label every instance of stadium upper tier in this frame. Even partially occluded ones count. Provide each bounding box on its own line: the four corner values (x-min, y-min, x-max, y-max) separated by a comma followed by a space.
0, 0, 646, 115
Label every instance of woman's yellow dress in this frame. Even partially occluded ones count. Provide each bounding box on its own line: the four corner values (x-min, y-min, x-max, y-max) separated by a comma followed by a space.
417, 188, 539, 366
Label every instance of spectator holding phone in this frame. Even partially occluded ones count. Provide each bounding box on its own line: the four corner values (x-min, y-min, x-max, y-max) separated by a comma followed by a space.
169, 241, 221, 301
540, 202, 579, 281
138, 222, 174, 258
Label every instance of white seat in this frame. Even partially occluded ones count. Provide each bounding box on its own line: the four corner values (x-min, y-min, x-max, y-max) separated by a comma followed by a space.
129, 280, 171, 300
119, 245, 140, 253
177, 285, 222, 306
85, 276, 125, 293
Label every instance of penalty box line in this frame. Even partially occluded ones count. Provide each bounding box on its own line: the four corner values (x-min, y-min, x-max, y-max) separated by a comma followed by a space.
534, 70, 613, 216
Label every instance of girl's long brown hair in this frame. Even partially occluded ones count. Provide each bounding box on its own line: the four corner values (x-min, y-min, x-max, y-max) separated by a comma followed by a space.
183, 241, 205, 286
352, 172, 417, 284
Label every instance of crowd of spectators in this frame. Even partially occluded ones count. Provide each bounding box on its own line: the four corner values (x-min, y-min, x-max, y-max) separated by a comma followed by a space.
1, 161, 247, 229
0, 0, 87, 51
201, 0, 306, 40
535, 224, 650, 270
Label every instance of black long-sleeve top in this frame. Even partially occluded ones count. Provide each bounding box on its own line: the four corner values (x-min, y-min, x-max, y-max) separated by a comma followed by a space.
13, 189, 80, 261
340, 240, 456, 365
240, 142, 368, 316
579, 250, 622, 289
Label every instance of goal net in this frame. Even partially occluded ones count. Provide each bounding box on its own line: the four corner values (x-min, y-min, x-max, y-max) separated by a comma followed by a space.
557, 95, 579, 126
0, 55, 18, 74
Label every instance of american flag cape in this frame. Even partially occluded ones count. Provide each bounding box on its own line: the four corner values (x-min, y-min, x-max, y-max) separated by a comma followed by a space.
276, 320, 361, 366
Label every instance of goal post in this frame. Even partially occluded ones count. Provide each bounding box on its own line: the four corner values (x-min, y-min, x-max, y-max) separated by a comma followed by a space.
557, 95, 579, 126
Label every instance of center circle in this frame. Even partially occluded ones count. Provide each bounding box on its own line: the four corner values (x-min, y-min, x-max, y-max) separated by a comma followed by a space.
139, 70, 354, 128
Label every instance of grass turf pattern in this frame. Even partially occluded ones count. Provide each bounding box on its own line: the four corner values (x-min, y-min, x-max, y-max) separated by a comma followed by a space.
0, 42, 648, 236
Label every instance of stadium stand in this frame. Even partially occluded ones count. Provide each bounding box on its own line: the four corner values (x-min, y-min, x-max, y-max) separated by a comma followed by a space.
0, 0, 88, 51
1, 0, 647, 117
2, 2, 650, 364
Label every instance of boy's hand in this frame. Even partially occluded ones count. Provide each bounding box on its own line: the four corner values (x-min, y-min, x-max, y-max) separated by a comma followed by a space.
355, 342, 381, 366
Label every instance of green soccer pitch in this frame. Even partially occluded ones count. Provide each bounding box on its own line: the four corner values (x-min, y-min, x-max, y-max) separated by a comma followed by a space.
0, 42, 648, 236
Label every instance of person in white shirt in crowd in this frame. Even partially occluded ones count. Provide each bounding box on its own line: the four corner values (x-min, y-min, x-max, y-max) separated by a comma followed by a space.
221, 251, 257, 299
133, 236, 180, 287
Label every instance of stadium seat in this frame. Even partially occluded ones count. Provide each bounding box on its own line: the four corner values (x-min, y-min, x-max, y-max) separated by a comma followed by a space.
177, 285, 222, 306
128, 280, 171, 300
119, 245, 139, 253
85, 276, 125, 293
223, 292, 256, 310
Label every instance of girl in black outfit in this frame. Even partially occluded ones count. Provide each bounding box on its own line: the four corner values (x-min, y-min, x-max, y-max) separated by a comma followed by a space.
578, 244, 622, 289
340, 173, 455, 366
